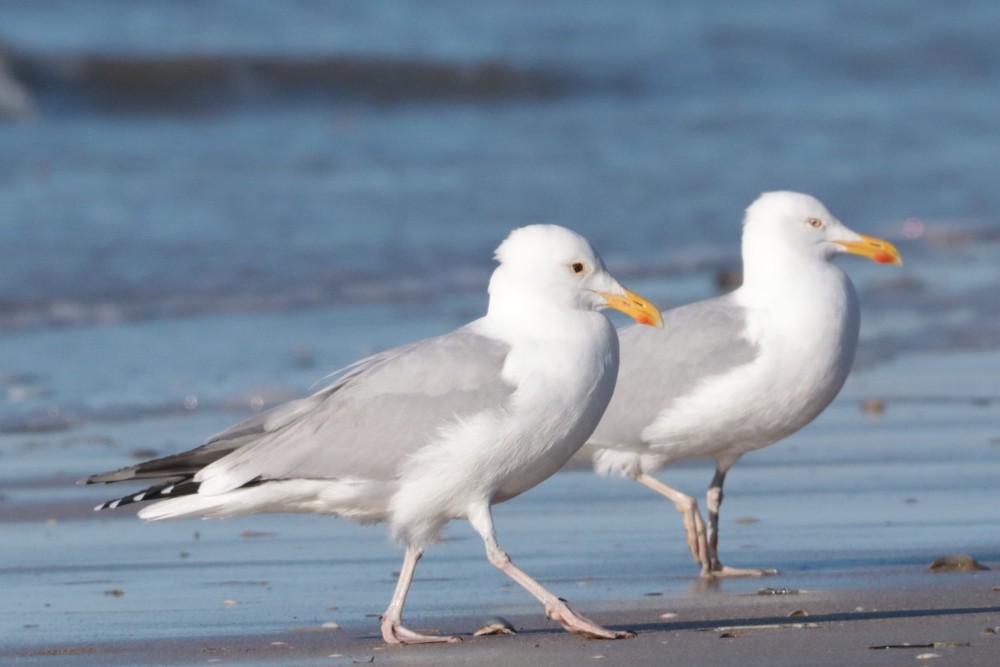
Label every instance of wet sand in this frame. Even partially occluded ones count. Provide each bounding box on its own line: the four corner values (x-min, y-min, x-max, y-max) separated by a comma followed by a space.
1, 348, 998, 666
6, 573, 1000, 666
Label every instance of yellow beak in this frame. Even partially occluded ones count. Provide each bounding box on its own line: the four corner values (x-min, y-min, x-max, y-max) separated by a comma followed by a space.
597, 288, 664, 328
835, 234, 903, 265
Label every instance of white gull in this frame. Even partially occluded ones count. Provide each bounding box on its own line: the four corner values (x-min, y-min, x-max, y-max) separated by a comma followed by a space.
86, 224, 662, 642
588, 192, 901, 577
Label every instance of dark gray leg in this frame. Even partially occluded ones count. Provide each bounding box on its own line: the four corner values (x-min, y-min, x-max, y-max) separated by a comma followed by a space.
704, 464, 778, 578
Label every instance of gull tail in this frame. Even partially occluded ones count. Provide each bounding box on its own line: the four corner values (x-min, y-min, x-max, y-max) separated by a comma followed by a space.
93, 479, 200, 512
84, 438, 240, 514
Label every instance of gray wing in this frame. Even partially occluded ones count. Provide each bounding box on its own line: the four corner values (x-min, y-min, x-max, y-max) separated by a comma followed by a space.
590, 293, 759, 449
87, 324, 514, 492
84, 349, 409, 484
194, 323, 514, 493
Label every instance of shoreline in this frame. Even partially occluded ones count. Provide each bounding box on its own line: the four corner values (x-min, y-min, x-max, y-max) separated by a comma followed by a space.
2, 347, 999, 666
7, 573, 999, 666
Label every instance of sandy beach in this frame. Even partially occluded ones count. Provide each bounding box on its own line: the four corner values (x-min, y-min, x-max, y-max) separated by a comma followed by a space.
8, 577, 1000, 666
2, 347, 998, 666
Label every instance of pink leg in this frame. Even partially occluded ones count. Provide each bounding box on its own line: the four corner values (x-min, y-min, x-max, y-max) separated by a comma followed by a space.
635, 473, 711, 574
467, 504, 634, 640
381, 546, 462, 644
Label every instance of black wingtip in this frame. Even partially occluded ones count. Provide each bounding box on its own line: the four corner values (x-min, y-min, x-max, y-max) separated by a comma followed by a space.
93, 479, 200, 512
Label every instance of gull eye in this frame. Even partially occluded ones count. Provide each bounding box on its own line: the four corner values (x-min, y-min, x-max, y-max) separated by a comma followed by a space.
570, 261, 587, 275
807, 217, 824, 229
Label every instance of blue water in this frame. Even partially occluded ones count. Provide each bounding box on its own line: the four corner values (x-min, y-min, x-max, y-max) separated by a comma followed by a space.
0, 0, 997, 443
0, 0, 999, 455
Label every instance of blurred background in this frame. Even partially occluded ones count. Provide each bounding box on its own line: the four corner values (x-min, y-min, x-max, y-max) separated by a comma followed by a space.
1, 0, 999, 650
1, 2, 999, 368
0, 0, 1000, 480
2, 0, 1000, 513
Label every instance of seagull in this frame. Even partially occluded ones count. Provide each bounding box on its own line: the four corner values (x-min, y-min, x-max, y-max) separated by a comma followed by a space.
586, 192, 902, 577
84, 224, 662, 643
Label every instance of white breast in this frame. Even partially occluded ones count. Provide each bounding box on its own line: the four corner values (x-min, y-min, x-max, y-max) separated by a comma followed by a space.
387, 312, 619, 545
643, 263, 859, 467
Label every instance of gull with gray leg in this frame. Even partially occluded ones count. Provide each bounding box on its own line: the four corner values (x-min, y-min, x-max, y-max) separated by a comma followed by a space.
587, 192, 901, 577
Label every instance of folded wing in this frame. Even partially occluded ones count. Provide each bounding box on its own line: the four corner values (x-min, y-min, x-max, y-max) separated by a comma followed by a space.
87, 323, 515, 502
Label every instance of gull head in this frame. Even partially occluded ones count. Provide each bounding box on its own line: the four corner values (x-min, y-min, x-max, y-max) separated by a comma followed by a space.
744, 192, 902, 266
489, 224, 662, 327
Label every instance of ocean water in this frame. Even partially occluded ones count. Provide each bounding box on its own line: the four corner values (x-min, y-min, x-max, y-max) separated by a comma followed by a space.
0, 0, 999, 654
0, 0, 998, 425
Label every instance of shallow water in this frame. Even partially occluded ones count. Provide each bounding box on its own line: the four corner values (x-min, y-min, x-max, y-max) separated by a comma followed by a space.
1, 1, 1000, 335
